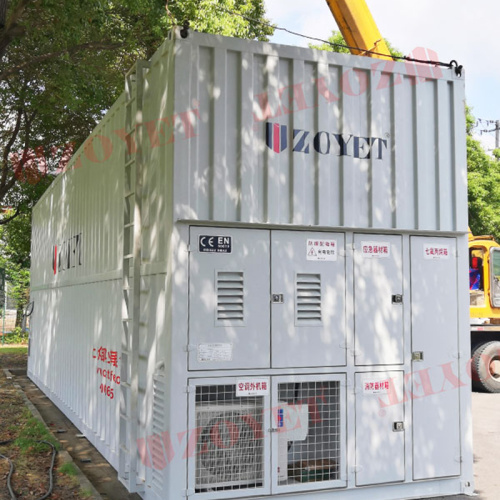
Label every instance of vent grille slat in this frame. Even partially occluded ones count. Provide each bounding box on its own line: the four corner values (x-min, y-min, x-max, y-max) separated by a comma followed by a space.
217, 271, 244, 321
296, 273, 322, 322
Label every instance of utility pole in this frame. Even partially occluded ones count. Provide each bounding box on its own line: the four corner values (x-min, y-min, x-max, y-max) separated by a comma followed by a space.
496, 120, 500, 150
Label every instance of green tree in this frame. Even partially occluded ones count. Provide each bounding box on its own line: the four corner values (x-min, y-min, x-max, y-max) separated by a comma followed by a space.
0, 0, 273, 222
309, 30, 403, 58
466, 109, 500, 240
0, 210, 31, 326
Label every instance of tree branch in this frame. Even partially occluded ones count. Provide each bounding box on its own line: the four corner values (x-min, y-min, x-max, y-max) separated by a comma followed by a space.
0, 40, 123, 80
0, 0, 32, 59
1, 106, 22, 186
0, 205, 20, 225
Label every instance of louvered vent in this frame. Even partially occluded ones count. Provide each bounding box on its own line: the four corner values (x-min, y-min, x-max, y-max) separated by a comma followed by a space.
296, 273, 322, 322
151, 374, 167, 494
217, 271, 244, 321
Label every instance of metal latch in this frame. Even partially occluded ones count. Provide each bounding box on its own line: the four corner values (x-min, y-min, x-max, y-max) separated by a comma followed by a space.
412, 351, 424, 362
393, 421, 405, 432
392, 294, 403, 304
271, 294, 284, 304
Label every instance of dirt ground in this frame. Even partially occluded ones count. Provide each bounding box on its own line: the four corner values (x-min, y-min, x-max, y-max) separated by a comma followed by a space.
0, 347, 89, 500
0, 346, 139, 500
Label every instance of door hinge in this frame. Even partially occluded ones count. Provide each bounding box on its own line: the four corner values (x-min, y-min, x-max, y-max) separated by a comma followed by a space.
184, 385, 195, 394
351, 465, 363, 473
184, 344, 196, 352
183, 488, 195, 497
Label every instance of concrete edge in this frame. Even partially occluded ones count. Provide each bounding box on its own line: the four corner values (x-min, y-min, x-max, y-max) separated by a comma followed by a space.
2, 368, 103, 500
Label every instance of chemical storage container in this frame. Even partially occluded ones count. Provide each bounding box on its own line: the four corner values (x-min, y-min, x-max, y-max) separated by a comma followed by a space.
28, 27, 474, 500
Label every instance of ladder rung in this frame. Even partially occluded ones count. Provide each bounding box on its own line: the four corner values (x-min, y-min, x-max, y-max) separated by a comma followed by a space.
124, 222, 134, 229
124, 191, 135, 199
125, 158, 135, 168
121, 381, 131, 389
123, 254, 134, 260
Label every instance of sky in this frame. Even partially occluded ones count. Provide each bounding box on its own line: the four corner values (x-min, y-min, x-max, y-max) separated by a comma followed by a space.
264, 0, 500, 151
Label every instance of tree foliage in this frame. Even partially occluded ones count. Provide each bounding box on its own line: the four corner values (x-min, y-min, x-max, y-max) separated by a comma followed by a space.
0, 210, 31, 325
309, 30, 403, 58
466, 108, 500, 240
0, 0, 273, 222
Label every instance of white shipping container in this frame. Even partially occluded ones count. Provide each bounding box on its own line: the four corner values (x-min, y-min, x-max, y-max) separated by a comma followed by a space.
29, 28, 473, 500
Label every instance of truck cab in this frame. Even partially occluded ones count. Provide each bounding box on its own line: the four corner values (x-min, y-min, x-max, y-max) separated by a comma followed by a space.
469, 229, 500, 392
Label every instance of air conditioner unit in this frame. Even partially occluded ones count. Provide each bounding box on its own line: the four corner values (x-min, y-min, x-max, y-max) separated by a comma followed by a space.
277, 402, 309, 482
195, 402, 264, 491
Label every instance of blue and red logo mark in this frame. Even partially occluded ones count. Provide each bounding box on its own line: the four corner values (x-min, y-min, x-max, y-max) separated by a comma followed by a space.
266, 123, 288, 153
265, 121, 388, 160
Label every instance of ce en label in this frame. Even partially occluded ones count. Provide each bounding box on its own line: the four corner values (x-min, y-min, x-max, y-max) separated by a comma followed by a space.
199, 235, 232, 254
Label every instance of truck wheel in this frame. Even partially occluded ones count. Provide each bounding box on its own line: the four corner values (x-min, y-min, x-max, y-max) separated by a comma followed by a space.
472, 341, 500, 393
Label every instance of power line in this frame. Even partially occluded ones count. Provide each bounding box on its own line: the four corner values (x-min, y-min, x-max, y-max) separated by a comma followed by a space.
215, 6, 462, 74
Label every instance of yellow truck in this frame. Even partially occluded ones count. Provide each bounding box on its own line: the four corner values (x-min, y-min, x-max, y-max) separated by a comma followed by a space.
469, 229, 500, 392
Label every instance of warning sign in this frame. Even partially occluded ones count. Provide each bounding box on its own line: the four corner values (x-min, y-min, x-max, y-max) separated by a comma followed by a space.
306, 239, 337, 261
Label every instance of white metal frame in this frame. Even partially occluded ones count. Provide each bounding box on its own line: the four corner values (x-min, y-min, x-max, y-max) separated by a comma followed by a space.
270, 374, 347, 494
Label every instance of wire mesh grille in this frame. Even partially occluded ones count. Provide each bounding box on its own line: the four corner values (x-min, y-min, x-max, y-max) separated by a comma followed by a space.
277, 380, 341, 485
195, 385, 264, 492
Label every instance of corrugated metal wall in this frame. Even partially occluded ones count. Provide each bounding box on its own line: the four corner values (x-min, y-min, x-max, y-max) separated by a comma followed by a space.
173, 34, 467, 232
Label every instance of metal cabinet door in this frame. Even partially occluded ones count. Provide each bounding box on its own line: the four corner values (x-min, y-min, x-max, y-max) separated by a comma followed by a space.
410, 236, 461, 480
354, 234, 404, 365
188, 227, 270, 370
355, 371, 405, 486
271, 231, 346, 368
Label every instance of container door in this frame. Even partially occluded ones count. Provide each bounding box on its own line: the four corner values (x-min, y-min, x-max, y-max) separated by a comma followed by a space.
355, 371, 405, 486
354, 234, 404, 365
188, 227, 270, 370
271, 231, 346, 368
410, 236, 461, 480
270, 374, 347, 494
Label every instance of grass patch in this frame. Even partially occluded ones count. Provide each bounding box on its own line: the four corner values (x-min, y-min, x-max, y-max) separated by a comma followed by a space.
0, 346, 28, 354
81, 488, 94, 498
59, 461, 79, 477
14, 413, 60, 453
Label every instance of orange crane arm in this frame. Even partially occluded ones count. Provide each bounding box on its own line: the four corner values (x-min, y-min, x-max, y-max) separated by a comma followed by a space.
324, 0, 392, 59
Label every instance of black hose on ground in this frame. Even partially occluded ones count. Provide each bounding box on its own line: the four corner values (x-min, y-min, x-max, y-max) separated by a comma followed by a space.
0, 440, 57, 500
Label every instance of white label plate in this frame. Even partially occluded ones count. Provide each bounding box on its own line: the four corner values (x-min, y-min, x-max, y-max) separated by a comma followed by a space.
361, 241, 391, 258
236, 378, 270, 397
197, 343, 233, 362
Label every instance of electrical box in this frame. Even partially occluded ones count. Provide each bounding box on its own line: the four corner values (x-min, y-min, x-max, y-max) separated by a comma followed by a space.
28, 28, 472, 500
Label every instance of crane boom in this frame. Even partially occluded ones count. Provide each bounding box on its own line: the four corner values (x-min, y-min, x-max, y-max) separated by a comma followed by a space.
324, 0, 392, 60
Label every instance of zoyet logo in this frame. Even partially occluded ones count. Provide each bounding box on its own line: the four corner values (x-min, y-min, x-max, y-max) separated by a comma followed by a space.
52, 233, 82, 275
265, 122, 388, 160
